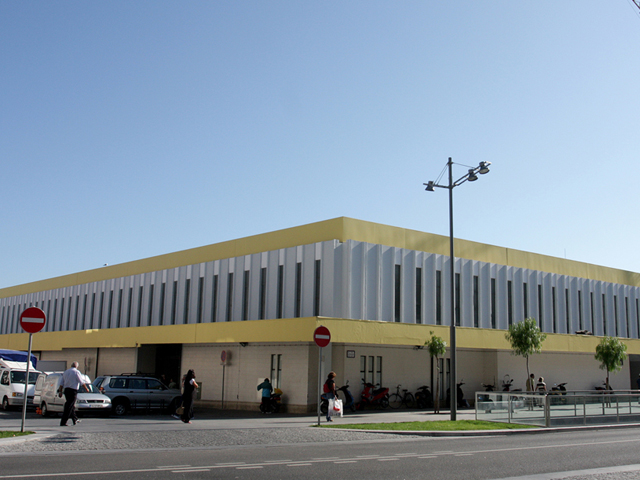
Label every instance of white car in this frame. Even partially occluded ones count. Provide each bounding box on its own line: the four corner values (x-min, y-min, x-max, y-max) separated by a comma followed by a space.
36, 373, 112, 417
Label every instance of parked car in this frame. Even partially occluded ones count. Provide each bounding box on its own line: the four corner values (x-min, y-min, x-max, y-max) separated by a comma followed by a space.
35, 372, 112, 417
93, 374, 181, 416
0, 359, 40, 410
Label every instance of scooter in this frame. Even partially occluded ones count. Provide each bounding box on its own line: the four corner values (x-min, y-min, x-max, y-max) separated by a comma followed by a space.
259, 388, 283, 414
478, 382, 495, 412
550, 382, 568, 405
356, 380, 389, 410
446, 381, 470, 408
415, 385, 433, 409
320, 382, 356, 414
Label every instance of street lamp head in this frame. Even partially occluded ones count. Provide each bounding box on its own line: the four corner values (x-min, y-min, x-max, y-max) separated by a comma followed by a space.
467, 169, 478, 182
478, 161, 491, 174
424, 181, 435, 192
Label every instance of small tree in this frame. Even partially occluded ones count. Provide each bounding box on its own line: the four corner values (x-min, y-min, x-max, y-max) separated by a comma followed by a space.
425, 331, 447, 414
595, 336, 627, 390
505, 318, 547, 387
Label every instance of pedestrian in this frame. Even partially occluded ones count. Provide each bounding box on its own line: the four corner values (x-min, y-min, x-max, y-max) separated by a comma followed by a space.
180, 370, 198, 424
536, 376, 547, 393
257, 378, 273, 414
58, 361, 88, 426
322, 372, 337, 422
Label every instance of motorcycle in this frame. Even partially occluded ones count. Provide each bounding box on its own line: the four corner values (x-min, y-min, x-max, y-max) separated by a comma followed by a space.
550, 382, 568, 405
356, 380, 389, 410
446, 381, 470, 408
415, 385, 433, 409
259, 388, 283, 414
478, 382, 495, 412
320, 382, 357, 414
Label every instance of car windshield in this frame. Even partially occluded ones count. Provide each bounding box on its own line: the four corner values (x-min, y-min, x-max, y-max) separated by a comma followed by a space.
10, 371, 40, 385
80, 383, 97, 393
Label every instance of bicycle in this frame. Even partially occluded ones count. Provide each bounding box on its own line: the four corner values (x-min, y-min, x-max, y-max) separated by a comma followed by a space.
388, 384, 415, 409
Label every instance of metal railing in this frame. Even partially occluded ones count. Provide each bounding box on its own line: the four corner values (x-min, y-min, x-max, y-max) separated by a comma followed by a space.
475, 390, 640, 427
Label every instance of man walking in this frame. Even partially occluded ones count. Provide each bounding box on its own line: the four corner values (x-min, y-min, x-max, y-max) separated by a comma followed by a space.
59, 361, 86, 426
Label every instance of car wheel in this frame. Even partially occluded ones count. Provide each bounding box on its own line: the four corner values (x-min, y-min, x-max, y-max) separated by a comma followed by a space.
41, 403, 49, 417
2, 396, 10, 411
113, 400, 128, 416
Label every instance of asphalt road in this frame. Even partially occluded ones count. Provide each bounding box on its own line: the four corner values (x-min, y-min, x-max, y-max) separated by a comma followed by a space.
2, 409, 640, 480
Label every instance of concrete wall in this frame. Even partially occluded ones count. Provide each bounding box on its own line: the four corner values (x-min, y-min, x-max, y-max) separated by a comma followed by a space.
39, 348, 98, 379
97, 348, 137, 377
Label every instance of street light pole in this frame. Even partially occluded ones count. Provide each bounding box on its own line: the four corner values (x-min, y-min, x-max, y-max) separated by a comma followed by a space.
424, 157, 491, 421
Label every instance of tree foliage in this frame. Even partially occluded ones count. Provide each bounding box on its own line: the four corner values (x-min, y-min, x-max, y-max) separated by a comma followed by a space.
595, 336, 627, 388
425, 331, 447, 413
505, 318, 547, 384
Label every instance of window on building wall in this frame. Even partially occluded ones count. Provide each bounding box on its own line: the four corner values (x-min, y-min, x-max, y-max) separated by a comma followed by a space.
473, 275, 479, 328
196, 277, 204, 324
578, 291, 583, 331
137, 286, 144, 327
98, 293, 103, 329
614, 295, 619, 337
523, 283, 528, 320
295, 262, 302, 318
565, 289, 570, 334
552, 287, 557, 333
602, 294, 607, 336
171, 281, 177, 325
159, 283, 165, 325
83, 294, 88, 329
242, 270, 250, 321
260, 267, 267, 320
455, 273, 461, 326
105, 291, 112, 329
270, 354, 282, 389
625, 297, 629, 338
147, 285, 154, 326
125, 287, 132, 328
183, 280, 190, 324
91, 293, 97, 328
60, 298, 65, 330
508, 280, 513, 326
590, 292, 595, 333
314, 260, 321, 317
360, 355, 383, 386
74, 295, 80, 331
226, 273, 234, 322
436, 270, 442, 325
416, 267, 422, 324
277, 265, 284, 319
394, 265, 401, 323
491, 278, 496, 329
538, 285, 543, 327
212, 275, 218, 322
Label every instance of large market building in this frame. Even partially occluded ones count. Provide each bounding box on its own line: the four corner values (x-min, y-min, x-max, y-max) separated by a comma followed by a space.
1, 217, 639, 412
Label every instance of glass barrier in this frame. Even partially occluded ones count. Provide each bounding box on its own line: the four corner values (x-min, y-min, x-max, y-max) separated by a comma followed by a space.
475, 390, 640, 427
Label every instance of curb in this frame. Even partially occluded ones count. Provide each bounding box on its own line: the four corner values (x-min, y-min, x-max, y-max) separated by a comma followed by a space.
327, 421, 640, 437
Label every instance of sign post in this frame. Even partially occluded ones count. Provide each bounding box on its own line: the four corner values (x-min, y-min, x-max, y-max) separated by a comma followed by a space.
19, 307, 46, 433
314, 326, 331, 426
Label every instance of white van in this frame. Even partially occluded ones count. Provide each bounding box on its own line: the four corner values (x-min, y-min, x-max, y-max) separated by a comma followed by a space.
0, 359, 40, 410
36, 372, 112, 417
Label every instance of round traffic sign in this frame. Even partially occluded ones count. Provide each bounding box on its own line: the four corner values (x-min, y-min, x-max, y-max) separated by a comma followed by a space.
314, 326, 331, 348
19, 307, 46, 334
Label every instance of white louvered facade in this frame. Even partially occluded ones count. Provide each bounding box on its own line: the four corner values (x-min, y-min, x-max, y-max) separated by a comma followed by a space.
2, 239, 639, 339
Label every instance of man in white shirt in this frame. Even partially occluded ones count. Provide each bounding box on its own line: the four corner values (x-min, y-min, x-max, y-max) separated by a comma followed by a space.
59, 362, 86, 426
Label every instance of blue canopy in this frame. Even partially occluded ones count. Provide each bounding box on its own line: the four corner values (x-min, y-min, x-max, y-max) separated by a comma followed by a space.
0, 349, 37, 368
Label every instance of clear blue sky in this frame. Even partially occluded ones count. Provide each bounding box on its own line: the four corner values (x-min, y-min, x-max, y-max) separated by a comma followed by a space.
2, 1, 639, 289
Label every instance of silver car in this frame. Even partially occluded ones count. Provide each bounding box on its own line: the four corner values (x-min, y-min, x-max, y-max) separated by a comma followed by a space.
93, 375, 181, 416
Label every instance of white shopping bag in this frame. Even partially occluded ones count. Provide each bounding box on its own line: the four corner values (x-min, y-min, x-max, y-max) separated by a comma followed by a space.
331, 398, 343, 417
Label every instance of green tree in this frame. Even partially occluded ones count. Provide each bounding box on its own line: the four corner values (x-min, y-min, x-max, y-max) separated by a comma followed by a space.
425, 331, 447, 414
505, 318, 547, 386
595, 336, 627, 390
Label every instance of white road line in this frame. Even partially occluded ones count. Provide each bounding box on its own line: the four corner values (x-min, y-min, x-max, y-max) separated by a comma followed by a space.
419, 456, 437, 459
287, 463, 312, 467
236, 466, 264, 470
377, 458, 399, 461
158, 465, 191, 468
171, 469, 209, 473
334, 461, 358, 464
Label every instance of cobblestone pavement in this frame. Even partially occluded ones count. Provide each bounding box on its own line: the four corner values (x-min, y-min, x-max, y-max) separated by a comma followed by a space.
0, 425, 422, 454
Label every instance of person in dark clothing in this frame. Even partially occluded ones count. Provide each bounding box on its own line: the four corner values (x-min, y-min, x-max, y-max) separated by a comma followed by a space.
322, 372, 337, 422
181, 369, 198, 424
257, 378, 273, 413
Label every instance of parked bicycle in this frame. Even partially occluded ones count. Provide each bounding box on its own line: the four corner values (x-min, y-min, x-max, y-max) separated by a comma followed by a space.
388, 384, 415, 409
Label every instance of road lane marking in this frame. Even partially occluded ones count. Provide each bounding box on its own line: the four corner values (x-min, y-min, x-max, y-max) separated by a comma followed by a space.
236, 466, 263, 470
287, 463, 312, 467
171, 469, 210, 473
334, 461, 358, 464
377, 458, 398, 461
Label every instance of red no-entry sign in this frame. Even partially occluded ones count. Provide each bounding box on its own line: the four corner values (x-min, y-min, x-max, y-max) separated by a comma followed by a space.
20, 307, 46, 334
314, 326, 331, 348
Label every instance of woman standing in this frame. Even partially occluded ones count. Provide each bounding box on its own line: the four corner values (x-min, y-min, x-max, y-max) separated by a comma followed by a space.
181, 369, 198, 424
